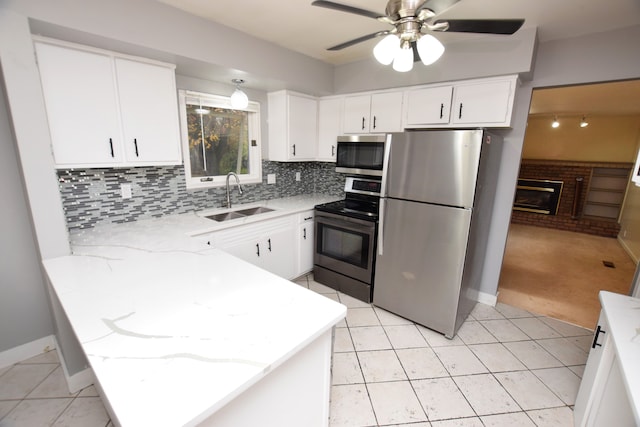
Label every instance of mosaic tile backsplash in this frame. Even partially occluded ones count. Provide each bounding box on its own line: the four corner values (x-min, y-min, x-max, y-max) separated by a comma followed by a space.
57, 161, 344, 231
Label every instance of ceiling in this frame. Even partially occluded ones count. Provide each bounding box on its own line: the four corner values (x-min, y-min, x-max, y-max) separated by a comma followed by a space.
155, 0, 640, 66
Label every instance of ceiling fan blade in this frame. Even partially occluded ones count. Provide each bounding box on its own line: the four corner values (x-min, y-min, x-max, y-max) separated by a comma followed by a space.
311, 0, 382, 20
433, 19, 525, 35
419, 0, 460, 15
327, 31, 390, 51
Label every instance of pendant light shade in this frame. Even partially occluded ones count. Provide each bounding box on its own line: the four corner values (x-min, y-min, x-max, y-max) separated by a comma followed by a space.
373, 34, 400, 65
230, 79, 248, 109
416, 34, 445, 66
392, 41, 414, 72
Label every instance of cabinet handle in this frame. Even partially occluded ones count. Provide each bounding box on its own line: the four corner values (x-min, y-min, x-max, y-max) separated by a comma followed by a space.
256, 243, 260, 257
458, 103, 463, 119
303, 227, 307, 240
591, 325, 606, 348
268, 238, 272, 252
134, 138, 139, 157
109, 138, 114, 157
361, 117, 365, 130
332, 145, 335, 157
292, 144, 296, 156
373, 116, 377, 129
304, 216, 313, 221
440, 103, 444, 119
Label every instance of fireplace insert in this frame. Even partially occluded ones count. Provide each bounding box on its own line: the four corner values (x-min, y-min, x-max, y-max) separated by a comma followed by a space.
513, 179, 564, 215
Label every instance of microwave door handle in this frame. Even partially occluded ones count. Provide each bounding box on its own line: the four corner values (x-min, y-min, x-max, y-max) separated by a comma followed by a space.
378, 198, 385, 256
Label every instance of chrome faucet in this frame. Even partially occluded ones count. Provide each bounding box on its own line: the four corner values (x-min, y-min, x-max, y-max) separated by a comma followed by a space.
225, 172, 243, 208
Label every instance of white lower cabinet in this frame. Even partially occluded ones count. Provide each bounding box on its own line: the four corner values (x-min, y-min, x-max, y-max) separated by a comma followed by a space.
296, 211, 315, 277
211, 216, 297, 280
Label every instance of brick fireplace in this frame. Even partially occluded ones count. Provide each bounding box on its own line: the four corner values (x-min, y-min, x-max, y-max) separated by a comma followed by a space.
511, 160, 632, 238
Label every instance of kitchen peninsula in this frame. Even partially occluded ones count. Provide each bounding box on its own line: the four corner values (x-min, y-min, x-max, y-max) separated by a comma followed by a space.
43, 195, 346, 427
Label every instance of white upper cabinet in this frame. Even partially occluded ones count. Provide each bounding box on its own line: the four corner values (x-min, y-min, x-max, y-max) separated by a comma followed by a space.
343, 92, 403, 134
34, 38, 181, 168
317, 97, 342, 162
267, 90, 317, 161
405, 85, 453, 126
450, 76, 516, 126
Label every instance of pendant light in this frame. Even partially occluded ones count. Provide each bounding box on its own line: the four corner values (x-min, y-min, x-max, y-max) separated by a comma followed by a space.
230, 79, 249, 109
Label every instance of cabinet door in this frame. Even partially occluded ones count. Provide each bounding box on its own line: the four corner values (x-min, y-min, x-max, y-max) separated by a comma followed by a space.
317, 98, 342, 161
262, 226, 296, 279
35, 42, 123, 166
369, 92, 403, 132
297, 213, 315, 276
288, 95, 317, 160
222, 239, 262, 266
343, 95, 371, 134
405, 86, 453, 126
115, 58, 182, 165
451, 80, 513, 125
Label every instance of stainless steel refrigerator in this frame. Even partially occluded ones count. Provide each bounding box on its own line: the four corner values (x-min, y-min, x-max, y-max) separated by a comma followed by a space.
373, 129, 502, 338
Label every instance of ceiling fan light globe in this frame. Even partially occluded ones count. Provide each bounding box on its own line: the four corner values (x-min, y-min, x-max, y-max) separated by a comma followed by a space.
392, 45, 414, 72
373, 34, 399, 65
417, 34, 445, 66
230, 88, 249, 109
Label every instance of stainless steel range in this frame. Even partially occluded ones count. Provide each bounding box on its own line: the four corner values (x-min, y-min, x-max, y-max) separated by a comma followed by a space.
313, 176, 381, 302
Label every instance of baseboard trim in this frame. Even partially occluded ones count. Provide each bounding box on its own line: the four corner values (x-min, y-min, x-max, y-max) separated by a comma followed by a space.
54, 336, 95, 394
0, 335, 56, 369
617, 235, 639, 264
474, 290, 498, 307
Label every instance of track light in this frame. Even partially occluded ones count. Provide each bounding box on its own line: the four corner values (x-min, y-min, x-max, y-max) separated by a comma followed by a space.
580, 116, 589, 128
230, 79, 248, 109
551, 116, 560, 128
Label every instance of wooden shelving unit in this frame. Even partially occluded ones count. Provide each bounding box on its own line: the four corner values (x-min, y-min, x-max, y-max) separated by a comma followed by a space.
583, 167, 631, 220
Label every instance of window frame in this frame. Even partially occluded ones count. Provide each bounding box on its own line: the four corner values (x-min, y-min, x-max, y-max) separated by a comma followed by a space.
178, 90, 262, 190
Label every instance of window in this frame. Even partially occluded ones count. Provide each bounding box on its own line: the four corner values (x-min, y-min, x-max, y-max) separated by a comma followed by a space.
179, 90, 261, 189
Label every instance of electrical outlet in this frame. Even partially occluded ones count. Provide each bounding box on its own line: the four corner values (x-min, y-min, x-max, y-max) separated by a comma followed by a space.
121, 183, 132, 199
295, 171, 301, 182
267, 173, 276, 184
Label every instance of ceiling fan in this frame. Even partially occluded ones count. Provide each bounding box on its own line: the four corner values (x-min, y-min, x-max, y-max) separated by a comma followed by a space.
311, 0, 524, 71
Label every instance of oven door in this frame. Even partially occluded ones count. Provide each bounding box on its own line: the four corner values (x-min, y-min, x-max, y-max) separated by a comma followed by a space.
314, 211, 376, 284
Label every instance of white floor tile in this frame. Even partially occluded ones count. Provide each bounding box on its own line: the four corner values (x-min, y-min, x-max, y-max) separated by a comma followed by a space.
323, 293, 341, 303
536, 337, 589, 366
349, 326, 393, 351
27, 366, 78, 399
502, 340, 563, 370
0, 366, 10, 377
20, 350, 60, 365
433, 346, 488, 376
329, 384, 377, 427
457, 321, 498, 345
453, 374, 520, 416
480, 319, 530, 342
567, 335, 593, 353
468, 343, 526, 372
331, 352, 364, 385
510, 318, 562, 340
384, 325, 428, 349
526, 406, 575, 427
494, 371, 564, 410
1, 398, 72, 426
480, 412, 536, 427
367, 381, 427, 425
494, 302, 535, 319
346, 307, 381, 327
531, 367, 581, 405
358, 350, 407, 383
568, 364, 586, 378
373, 307, 414, 326
333, 327, 355, 353
338, 293, 371, 308
309, 279, 338, 294
52, 397, 110, 427
396, 347, 449, 380
0, 400, 19, 419
412, 377, 476, 421
430, 417, 484, 427
0, 363, 58, 400
540, 317, 593, 337
470, 303, 505, 321
416, 325, 465, 347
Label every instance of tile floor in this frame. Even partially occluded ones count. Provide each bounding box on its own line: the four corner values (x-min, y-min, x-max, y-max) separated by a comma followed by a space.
0, 273, 592, 426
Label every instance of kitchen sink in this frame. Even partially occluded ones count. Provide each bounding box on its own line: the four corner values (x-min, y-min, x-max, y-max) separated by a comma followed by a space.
204, 206, 275, 222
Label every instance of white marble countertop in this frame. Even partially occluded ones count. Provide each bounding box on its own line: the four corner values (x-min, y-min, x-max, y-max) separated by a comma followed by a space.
43, 194, 346, 427
599, 290, 640, 423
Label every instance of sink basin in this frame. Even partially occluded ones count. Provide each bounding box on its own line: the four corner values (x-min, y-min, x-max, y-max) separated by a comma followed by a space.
204, 206, 275, 222
205, 211, 246, 222
236, 206, 275, 216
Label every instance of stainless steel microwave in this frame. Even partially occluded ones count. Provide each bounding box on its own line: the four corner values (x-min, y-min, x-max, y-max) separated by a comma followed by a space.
335, 134, 388, 176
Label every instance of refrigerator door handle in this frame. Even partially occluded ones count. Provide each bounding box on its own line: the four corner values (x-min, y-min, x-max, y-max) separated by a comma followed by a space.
378, 198, 385, 255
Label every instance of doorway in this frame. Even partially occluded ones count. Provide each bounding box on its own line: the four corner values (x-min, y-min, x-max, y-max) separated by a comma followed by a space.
496, 80, 640, 329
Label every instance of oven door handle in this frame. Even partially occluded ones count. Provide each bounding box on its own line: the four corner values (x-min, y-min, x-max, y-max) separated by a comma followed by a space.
315, 215, 374, 234
378, 198, 385, 256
